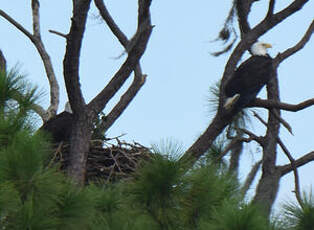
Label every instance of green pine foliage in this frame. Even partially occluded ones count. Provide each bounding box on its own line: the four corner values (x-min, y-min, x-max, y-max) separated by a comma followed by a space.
281, 192, 314, 230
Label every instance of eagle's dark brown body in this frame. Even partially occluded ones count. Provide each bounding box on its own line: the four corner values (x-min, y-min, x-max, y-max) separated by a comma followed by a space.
40, 112, 73, 143
224, 55, 274, 108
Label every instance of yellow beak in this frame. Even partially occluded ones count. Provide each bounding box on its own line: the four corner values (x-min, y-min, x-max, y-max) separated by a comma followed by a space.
263, 43, 272, 48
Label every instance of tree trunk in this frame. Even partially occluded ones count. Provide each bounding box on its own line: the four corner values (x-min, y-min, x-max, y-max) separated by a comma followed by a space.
253, 72, 281, 216
67, 109, 94, 184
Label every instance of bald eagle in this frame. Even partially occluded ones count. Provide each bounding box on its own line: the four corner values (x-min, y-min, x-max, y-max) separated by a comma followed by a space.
224, 42, 274, 110
40, 102, 73, 143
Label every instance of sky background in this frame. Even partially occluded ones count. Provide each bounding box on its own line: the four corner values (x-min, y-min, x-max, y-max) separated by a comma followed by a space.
0, 0, 313, 213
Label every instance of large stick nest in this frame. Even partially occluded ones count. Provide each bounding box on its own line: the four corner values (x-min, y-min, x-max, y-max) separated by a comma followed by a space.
49, 138, 151, 183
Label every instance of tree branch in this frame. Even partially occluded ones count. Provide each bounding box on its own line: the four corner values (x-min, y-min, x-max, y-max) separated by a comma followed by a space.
88, 0, 152, 115
274, 20, 314, 67
250, 98, 314, 112
241, 160, 262, 196
265, 0, 275, 20
48, 29, 68, 39
280, 151, 314, 176
92, 0, 150, 132
277, 138, 303, 208
0, 4, 60, 119
0, 9, 34, 40
94, 0, 129, 47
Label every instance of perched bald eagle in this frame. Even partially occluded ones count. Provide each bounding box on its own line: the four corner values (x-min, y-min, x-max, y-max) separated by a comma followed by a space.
224, 42, 274, 110
40, 102, 73, 143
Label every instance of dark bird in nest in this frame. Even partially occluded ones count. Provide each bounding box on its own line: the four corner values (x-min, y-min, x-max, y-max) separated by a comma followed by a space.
40, 102, 73, 143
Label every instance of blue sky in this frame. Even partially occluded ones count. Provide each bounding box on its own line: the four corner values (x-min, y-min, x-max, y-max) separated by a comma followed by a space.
0, 0, 313, 211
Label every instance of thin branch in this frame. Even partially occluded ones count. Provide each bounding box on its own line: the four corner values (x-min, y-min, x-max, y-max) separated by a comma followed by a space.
250, 98, 314, 112
48, 30, 68, 39
93, 0, 150, 132
253, 110, 293, 135
241, 160, 262, 196
0, 9, 34, 41
269, 110, 293, 135
101, 73, 146, 133
277, 138, 303, 208
0, 5, 60, 119
88, 0, 153, 115
280, 151, 314, 176
94, 0, 129, 47
274, 20, 314, 67
240, 128, 265, 146
31, 0, 41, 38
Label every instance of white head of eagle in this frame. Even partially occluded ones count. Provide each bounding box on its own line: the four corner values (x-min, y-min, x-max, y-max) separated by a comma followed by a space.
251, 42, 272, 56
224, 41, 274, 110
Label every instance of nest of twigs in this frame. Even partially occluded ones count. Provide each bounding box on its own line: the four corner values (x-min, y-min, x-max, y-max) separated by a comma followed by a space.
49, 138, 151, 183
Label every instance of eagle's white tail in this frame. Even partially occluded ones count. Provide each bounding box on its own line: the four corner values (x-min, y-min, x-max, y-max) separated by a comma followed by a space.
224, 94, 240, 110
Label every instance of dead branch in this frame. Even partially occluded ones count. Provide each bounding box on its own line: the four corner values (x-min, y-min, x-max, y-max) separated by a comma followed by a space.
94, 0, 128, 46
277, 138, 303, 208
0, 2, 60, 120
241, 160, 262, 195
250, 98, 314, 112
274, 20, 314, 67
270, 110, 293, 135
240, 128, 265, 146
253, 110, 293, 135
94, 0, 148, 133
48, 29, 68, 39
280, 151, 314, 176
88, 0, 153, 115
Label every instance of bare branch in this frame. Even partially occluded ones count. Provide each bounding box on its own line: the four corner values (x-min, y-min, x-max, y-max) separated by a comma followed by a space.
270, 110, 293, 135
88, 0, 153, 115
31, 103, 49, 122
250, 98, 314, 112
277, 138, 303, 207
0, 5, 60, 119
241, 160, 262, 195
253, 110, 293, 135
94, 0, 129, 47
280, 151, 314, 176
48, 29, 68, 39
101, 72, 146, 134
0, 9, 34, 41
93, 0, 149, 132
274, 20, 314, 67
240, 128, 265, 146
31, 0, 41, 38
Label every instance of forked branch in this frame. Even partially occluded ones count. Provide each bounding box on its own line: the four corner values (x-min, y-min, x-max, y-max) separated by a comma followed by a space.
250, 98, 314, 112
0, 2, 60, 120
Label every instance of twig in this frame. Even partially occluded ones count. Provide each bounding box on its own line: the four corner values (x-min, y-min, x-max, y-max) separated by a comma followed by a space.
269, 110, 293, 135
48, 29, 68, 39
253, 111, 293, 135
277, 138, 303, 208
